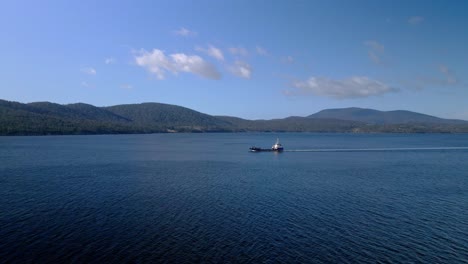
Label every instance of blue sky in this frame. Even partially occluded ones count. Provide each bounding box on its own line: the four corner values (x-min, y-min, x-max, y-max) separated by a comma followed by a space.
1, 0, 467, 119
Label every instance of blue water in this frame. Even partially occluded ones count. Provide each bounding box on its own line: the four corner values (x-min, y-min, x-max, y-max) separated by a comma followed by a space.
1, 133, 467, 263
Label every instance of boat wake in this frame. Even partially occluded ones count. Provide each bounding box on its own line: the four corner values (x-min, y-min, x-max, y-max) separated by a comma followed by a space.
285, 147, 468, 152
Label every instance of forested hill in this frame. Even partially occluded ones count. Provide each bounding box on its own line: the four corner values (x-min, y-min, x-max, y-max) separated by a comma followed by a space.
308, 107, 467, 125
1, 99, 468, 135
0, 100, 234, 135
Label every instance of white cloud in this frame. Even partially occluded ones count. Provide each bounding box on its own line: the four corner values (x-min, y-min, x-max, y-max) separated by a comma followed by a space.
439, 64, 458, 84
364, 41, 384, 52
81, 81, 95, 88
228, 47, 248, 56
281, 55, 294, 64
256, 46, 268, 56
229, 61, 252, 79
134, 49, 221, 80
364, 40, 385, 65
403, 78, 449, 91
105, 57, 116, 64
405, 65, 460, 90
170, 53, 221, 79
408, 16, 424, 25
195, 45, 224, 61
120, 84, 133, 89
135, 49, 169, 79
288, 76, 397, 99
368, 52, 381, 64
81, 67, 96, 75
173, 27, 197, 37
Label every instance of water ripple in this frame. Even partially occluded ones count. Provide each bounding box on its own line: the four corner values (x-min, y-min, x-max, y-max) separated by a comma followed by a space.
1, 134, 468, 263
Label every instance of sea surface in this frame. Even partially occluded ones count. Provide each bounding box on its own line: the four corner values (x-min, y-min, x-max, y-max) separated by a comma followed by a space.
1, 133, 467, 263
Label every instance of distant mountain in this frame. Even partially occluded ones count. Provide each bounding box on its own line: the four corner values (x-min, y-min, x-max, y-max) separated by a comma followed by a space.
1, 99, 468, 135
308, 107, 468, 125
216, 116, 365, 132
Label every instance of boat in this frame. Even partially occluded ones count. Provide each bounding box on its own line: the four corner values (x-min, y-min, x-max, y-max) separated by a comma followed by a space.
271, 138, 284, 151
249, 138, 284, 152
249, 146, 262, 152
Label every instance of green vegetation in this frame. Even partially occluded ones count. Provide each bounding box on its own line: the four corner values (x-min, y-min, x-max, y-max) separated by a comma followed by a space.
1, 99, 468, 135
309, 107, 467, 125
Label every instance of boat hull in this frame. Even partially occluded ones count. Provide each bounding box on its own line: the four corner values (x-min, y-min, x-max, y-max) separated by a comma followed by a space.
249, 147, 283, 152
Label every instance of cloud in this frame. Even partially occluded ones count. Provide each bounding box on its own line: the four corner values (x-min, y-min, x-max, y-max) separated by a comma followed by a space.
170, 53, 221, 79
195, 45, 224, 61
256, 46, 268, 56
229, 61, 252, 79
364, 40, 385, 65
173, 27, 197, 37
120, 84, 133, 89
368, 52, 381, 64
281, 56, 294, 64
364, 41, 384, 52
81, 67, 96, 75
134, 49, 170, 79
404, 65, 460, 90
408, 16, 424, 25
134, 49, 221, 80
105, 57, 116, 64
439, 64, 458, 84
228, 47, 248, 56
81, 81, 95, 88
288, 76, 398, 99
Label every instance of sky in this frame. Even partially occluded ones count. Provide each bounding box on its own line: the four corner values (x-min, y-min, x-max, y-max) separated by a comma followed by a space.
1, 0, 468, 120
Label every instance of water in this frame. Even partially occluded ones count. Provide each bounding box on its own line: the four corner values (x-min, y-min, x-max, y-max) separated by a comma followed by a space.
1, 133, 467, 263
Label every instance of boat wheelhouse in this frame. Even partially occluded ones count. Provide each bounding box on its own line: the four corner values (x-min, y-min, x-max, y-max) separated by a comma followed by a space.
271, 138, 284, 151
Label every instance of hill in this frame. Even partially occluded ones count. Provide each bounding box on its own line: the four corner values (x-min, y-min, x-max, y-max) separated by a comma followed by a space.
0, 100, 140, 135
104, 103, 233, 132
308, 107, 467, 125
0, 100, 233, 135
216, 116, 365, 132
1, 99, 468, 135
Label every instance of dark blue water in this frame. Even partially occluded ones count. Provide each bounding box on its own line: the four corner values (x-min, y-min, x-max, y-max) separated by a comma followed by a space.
1, 133, 467, 263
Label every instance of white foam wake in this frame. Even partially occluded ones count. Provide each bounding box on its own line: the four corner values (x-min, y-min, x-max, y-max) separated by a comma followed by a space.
285, 147, 468, 152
